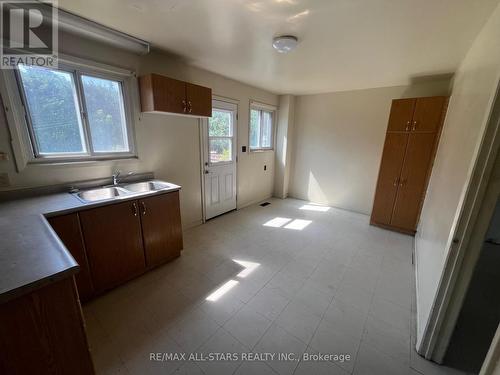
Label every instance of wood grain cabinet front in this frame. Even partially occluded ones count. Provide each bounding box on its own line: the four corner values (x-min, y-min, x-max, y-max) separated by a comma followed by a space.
139, 73, 212, 117
48, 213, 94, 302
139, 191, 183, 268
48, 191, 183, 299
79, 200, 146, 293
371, 95, 448, 234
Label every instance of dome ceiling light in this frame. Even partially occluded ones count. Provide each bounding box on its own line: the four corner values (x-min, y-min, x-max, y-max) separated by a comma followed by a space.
272, 35, 298, 53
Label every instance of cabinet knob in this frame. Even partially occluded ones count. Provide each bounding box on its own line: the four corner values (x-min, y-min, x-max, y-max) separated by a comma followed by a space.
405, 121, 410, 131
140, 201, 147, 215
188, 101, 193, 113
182, 100, 187, 113
393, 177, 399, 186
132, 202, 138, 216
412, 120, 417, 131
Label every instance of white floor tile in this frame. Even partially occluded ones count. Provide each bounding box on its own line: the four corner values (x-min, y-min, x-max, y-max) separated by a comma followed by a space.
82, 198, 466, 375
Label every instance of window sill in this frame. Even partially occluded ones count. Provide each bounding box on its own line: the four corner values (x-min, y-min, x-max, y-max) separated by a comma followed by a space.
27, 155, 139, 167
249, 149, 274, 153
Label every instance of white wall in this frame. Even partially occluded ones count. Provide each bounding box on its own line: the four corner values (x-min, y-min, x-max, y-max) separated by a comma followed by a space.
415, 3, 500, 346
289, 81, 451, 214
0, 32, 278, 228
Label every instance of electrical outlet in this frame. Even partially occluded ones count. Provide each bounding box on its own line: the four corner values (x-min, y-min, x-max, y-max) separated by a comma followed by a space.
0, 173, 10, 187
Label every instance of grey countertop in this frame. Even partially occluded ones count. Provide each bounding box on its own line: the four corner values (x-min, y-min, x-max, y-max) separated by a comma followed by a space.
0, 180, 181, 304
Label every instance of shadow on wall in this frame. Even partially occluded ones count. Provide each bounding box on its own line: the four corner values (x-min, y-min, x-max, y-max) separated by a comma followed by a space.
402, 73, 455, 97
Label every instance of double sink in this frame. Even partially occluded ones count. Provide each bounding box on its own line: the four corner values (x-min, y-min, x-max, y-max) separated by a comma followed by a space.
73, 180, 179, 203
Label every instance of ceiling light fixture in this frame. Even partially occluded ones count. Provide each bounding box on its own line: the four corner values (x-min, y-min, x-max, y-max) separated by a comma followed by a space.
272, 35, 298, 53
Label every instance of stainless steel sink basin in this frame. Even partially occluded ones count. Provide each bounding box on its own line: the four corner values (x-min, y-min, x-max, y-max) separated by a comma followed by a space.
75, 187, 130, 203
121, 180, 173, 193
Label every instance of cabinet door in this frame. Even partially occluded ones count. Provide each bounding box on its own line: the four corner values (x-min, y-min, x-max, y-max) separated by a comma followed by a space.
140, 191, 183, 268
48, 214, 94, 301
140, 74, 187, 114
387, 98, 416, 132
80, 201, 146, 292
371, 133, 408, 225
186, 82, 212, 117
412, 96, 447, 132
391, 132, 438, 231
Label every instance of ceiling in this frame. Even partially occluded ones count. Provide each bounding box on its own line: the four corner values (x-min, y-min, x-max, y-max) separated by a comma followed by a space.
58, 0, 499, 95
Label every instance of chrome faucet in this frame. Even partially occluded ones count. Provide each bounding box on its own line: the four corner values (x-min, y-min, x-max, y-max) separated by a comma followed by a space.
112, 170, 134, 185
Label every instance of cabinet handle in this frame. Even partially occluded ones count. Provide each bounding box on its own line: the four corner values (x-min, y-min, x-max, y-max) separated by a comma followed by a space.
399, 178, 407, 187
141, 201, 146, 215
188, 101, 193, 113
182, 100, 187, 113
405, 121, 410, 131
393, 177, 399, 187
132, 202, 138, 216
412, 120, 417, 131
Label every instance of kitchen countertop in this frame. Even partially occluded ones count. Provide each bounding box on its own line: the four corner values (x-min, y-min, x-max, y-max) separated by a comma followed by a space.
0, 180, 181, 304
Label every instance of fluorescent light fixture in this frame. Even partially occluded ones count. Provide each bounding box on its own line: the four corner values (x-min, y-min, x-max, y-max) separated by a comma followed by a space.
206, 280, 239, 302
25, 3, 150, 54
284, 219, 312, 230
233, 259, 260, 278
263, 217, 292, 227
299, 204, 330, 212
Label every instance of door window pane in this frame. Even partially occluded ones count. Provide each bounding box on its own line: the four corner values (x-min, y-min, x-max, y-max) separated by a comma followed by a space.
209, 138, 232, 163
250, 109, 260, 149
81, 75, 129, 153
209, 110, 232, 136
18, 65, 86, 154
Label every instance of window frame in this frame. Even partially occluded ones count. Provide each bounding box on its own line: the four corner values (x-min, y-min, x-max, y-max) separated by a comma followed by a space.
0, 54, 139, 168
207, 107, 235, 166
249, 101, 277, 152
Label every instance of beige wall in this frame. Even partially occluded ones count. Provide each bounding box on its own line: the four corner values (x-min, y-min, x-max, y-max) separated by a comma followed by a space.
0, 32, 278, 228
289, 81, 451, 214
415, 4, 500, 346
274, 94, 295, 199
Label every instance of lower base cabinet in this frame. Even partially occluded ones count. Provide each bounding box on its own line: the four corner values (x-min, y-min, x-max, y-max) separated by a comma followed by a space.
140, 191, 183, 267
0, 277, 95, 374
48, 190, 183, 299
80, 200, 147, 293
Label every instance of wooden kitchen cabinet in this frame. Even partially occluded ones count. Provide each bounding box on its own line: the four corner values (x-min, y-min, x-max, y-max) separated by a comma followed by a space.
371, 96, 448, 234
390, 132, 439, 230
48, 213, 94, 302
79, 200, 146, 293
139, 191, 183, 267
139, 73, 212, 117
387, 98, 416, 132
370, 133, 408, 226
186, 82, 212, 117
0, 277, 94, 374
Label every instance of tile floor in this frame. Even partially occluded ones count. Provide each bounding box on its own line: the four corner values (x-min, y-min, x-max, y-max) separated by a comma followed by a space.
83, 198, 468, 375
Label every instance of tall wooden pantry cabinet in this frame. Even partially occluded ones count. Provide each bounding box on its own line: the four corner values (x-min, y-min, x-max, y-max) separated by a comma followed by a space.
370, 96, 448, 234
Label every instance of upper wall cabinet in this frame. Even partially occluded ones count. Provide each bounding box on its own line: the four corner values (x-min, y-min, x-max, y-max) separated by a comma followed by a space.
139, 73, 212, 117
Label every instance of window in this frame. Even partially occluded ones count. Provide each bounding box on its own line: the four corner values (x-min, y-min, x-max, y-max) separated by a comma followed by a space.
13, 62, 135, 161
249, 104, 275, 151
208, 108, 234, 163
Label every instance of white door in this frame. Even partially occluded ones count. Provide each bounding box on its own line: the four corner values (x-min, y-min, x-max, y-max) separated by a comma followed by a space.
202, 100, 237, 220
